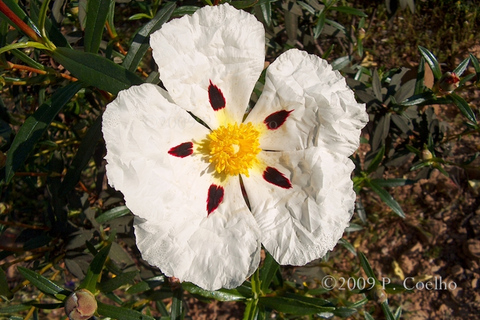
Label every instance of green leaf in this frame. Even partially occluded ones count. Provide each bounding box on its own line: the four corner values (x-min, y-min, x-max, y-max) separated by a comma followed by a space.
414, 57, 425, 94
259, 295, 334, 315
381, 301, 396, 320
448, 93, 477, 124
0, 41, 49, 55
366, 145, 385, 173
418, 46, 442, 79
334, 6, 367, 17
366, 180, 405, 218
370, 178, 414, 188
260, 251, 279, 293
358, 252, 377, 281
5, 82, 82, 184
60, 115, 102, 196
0, 304, 31, 314
243, 299, 260, 320
0, 267, 13, 300
331, 55, 350, 70
80, 243, 112, 293
259, 1, 272, 27
172, 6, 199, 17
314, 10, 326, 39
338, 238, 356, 256
470, 53, 480, 80
372, 69, 382, 101
182, 282, 246, 301
29, 0, 70, 48
171, 287, 183, 320
97, 301, 155, 320
52, 47, 144, 95
17, 266, 66, 297
452, 56, 470, 77
123, 2, 176, 72
400, 92, 435, 106
99, 271, 138, 293
84, 0, 112, 53
96, 205, 131, 223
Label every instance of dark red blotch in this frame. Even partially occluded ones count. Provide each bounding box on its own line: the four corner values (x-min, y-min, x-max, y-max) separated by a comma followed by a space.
208, 80, 226, 111
264, 110, 293, 130
263, 167, 292, 189
168, 142, 193, 158
207, 184, 224, 215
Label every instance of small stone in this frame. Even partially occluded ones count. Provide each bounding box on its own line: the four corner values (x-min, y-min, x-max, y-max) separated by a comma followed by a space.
463, 239, 480, 261
450, 265, 464, 278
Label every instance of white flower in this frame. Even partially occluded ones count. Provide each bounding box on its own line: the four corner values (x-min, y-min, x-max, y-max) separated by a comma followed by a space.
102, 4, 368, 291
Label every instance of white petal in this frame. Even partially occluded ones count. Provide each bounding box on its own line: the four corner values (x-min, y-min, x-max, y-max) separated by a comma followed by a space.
242, 148, 355, 265
134, 177, 261, 291
103, 83, 212, 223
246, 49, 367, 156
151, 4, 265, 129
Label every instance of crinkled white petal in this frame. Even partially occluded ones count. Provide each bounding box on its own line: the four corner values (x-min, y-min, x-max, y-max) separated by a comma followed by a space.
103, 83, 212, 223
134, 177, 261, 291
246, 49, 368, 156
151, 4, 265, 129
242, 148, 355, 265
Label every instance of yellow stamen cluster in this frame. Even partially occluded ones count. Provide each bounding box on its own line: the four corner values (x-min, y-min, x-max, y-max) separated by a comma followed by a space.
205, 122, 261, 177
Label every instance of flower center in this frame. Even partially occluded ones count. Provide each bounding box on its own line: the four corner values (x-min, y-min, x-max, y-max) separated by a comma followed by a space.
205, 122, 261, 177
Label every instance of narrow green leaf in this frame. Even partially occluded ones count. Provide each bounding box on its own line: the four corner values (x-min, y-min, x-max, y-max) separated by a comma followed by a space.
332, 55, 350, 70
366, 145, 385, 173
172, 6, 199, 17
364, 311, 375, 320
414, 57, 425, 94
96, 206, 131, 223
182, 282, 246, 301
0, 267, 13, 300
84, 0, 112, 53
470, 53, 480, 80
11, 49, 45, 70
17, 266, 66, 297
123, 2, 176, 72
60, 115, 102, 196
338, 238, 356, 256
243, 299, 259, 320
366, 180, 405, 218
260, 251, 279, 293
418, 46, 442, 79
97, 301, 155, 320
99, 271, 138, 293
259, 1, 272, 27
400, 92, 435, 106
358, 252, 377, 280
452, 56, 470, 77
0, 41, 49, 55
449, 93, 477, 123
314, 10, 326, 39
52, 47, 144, 95
381, 301, 396, 320
0, 304, 31, 314
80, 243, 112, 292
259, 296, 334, 315
334, 6, 367, 17
372, 69, 382, 101
370, 178, 414, 188
171, 287, 183, 320
5, 82, 82, 183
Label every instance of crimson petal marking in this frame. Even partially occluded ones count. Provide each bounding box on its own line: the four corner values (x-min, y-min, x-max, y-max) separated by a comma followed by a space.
168, 142, 193, 158
263, 167, 292, 189
207, 184, 224, 215
208, 80, 226, 111
264, 110, 294, 130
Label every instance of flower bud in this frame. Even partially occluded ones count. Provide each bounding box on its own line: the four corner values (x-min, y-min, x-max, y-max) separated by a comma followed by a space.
64, 289, 97, 320
357, 28, 365, 40
437, 72, 460, 93
422, 148, 433, 161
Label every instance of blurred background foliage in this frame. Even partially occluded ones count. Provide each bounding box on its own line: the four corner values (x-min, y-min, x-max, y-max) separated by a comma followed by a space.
0, 0, 479, 319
